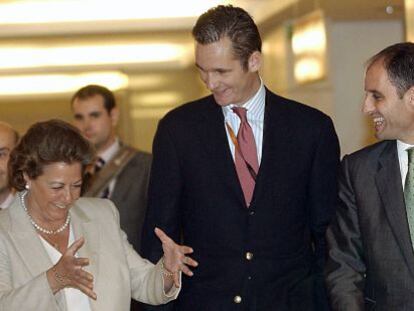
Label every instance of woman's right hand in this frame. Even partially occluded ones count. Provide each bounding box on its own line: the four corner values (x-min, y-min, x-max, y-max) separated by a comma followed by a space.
46, 237, 97, 300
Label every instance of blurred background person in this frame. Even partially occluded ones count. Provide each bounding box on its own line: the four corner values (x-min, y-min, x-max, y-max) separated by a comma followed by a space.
71, 85, 151, 254
0, 121, 19, 209
0, 119, 197, 311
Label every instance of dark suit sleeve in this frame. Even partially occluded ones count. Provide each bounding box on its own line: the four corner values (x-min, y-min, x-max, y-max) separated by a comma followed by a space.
141, 118, 182, 310
307, 117, 340, 309
325, 155, 366, 311
309, 117, 340, 270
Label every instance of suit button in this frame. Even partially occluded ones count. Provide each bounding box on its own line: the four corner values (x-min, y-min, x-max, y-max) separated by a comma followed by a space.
246, 252, 254, 260
234, 295, 242, 304
249, 211, 255, 215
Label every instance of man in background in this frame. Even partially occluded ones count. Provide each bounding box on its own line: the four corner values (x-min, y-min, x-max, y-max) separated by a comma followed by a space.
142, 5, 339, 310
326, 42, 414, 310
71, 85, 151, 310
0, 121, 19, 209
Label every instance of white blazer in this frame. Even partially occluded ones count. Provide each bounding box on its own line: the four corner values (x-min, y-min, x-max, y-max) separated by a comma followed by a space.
0, 194, 178, 311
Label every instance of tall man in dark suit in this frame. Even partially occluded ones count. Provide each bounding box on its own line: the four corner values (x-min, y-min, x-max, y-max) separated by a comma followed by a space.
326, 42, 414, 310
142, 5, 340, 311
71, 85, 151, 311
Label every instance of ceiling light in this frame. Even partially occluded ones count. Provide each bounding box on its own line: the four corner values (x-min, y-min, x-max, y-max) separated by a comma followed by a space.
0, 0, 223, 24
291, 10, 327, 84
0, 43, 192, 71
0, 72, 128, 96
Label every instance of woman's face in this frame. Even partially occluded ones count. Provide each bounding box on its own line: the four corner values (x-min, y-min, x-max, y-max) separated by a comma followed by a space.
24, 161, 82, 224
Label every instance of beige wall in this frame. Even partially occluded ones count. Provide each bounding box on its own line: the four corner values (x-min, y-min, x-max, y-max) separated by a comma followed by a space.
406, 0, 414, 41
261, 18, 404, 156
329, 20, 403, 155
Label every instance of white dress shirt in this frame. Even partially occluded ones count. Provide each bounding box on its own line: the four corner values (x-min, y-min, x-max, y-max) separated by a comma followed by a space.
222, 79, 265, 163
397, 140, 414, 189
39, 225, 92, 311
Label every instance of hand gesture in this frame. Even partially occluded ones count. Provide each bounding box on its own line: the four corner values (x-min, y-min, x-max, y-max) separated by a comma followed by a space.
155, 227, 198, 288
47, 237, 97, 300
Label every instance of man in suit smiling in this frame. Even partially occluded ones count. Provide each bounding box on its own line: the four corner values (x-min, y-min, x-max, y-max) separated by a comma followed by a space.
142, 5, 339, 311
326, 42, 414, 310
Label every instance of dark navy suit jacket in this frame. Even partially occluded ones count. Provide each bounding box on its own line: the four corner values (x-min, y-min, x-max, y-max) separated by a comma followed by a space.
142, 89, 340, 311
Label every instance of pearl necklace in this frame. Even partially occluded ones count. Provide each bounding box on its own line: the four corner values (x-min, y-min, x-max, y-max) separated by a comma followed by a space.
20, 191, 71, 235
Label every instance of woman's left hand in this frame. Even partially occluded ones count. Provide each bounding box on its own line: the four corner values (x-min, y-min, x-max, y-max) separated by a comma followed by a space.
154, 227, 198, 288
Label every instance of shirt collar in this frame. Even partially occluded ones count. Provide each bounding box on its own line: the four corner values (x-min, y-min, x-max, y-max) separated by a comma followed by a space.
222, 78, 265, 119
98, 138, 120, 163
397, 140, 414, 154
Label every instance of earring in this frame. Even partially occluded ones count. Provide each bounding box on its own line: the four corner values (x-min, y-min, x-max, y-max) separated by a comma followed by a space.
25, 184, 30, 190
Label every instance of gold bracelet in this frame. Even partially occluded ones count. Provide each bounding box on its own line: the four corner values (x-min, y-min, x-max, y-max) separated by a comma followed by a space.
161, 257, 175, 277
52, 266, 66, 287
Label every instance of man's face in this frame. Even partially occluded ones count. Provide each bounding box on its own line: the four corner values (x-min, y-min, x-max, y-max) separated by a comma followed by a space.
195, 36, 261, 106
362, 60, 414, 143
0, 126, 16, 194
72, 94, 118, 152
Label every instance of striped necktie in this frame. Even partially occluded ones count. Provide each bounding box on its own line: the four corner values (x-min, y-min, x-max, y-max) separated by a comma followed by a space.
94, 157, 110, 198
232, 107, 259, 207
405, 148, 414, 248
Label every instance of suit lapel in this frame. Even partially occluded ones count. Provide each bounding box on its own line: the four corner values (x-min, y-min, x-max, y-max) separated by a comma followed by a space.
252, 91, 294, 206
111, 165, 133, 203
198, 98, 246, 206
70, 202, 100, 310
198, 91, 294, 208
109, 143, 136, 203
375, 141, 414, 278
8, 193, 67, 310
8, 196, 53, 277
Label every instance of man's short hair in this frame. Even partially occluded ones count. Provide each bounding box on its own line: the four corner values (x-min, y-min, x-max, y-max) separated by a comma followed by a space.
71, 84, 116, 113
192, 5, 262, 70
367, 42, 414, 98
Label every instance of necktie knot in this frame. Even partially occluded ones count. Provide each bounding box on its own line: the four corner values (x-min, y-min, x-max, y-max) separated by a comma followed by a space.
408, 148, 414, 164
232, 107, 248, 123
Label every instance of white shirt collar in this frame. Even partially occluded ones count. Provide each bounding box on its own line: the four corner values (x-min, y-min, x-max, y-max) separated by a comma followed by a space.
397, 140, 414, 156
222, 78, 265, 118
98, 138, 121, 163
